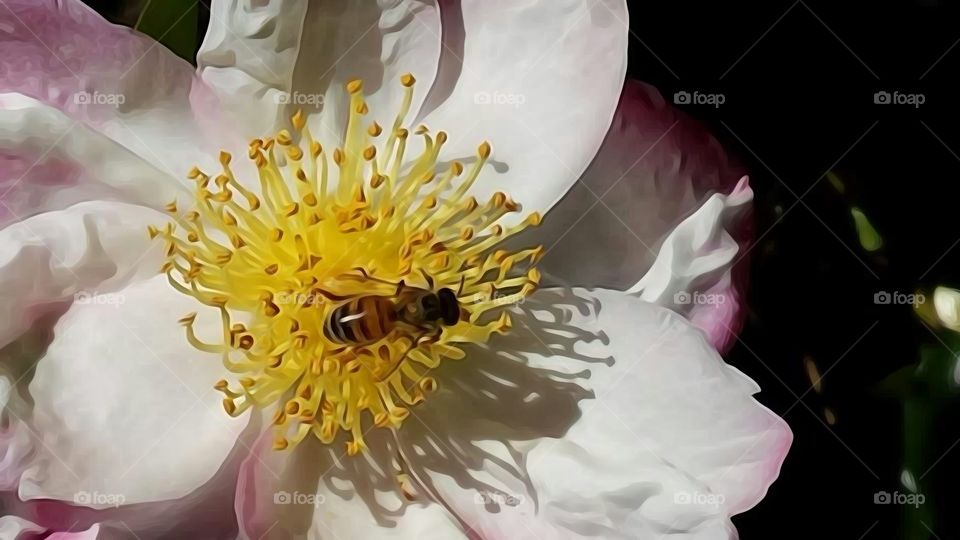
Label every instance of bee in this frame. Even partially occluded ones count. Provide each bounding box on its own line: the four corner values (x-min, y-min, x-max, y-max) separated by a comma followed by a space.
323, 284, 462, 346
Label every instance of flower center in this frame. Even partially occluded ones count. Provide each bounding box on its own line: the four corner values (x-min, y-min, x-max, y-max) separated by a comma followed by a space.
153, 74, 542, 455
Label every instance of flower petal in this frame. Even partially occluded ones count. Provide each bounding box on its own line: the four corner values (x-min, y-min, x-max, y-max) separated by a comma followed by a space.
0, 0, 223, 175
0, 515, 44, 538
198, 0, 310, 137
415, 0, 629, 224
629, 176, 753, 353
0, 94, 191, 227
198, 0, 442, 141
18, 274, 248, 507
393, 287, 790, 538
525, 79, 747, 279
518, 80, 751, 351
233, 428, 466, 539
0, 201, 172, 350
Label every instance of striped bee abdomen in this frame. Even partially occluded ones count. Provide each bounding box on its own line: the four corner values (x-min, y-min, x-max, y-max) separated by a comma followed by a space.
324, 296, 397, 345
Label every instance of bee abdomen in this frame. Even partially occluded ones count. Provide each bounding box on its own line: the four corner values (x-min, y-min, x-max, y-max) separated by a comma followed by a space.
324, 296, 396, 345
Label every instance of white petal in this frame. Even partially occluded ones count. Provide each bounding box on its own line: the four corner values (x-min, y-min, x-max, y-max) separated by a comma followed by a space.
628, 176, 753, 352
0, 201, 171, 351
0, 94, 191, 227
198, 0, 442, 141
233, 429, 465, 539
297, 0, 442, 142
19, 274, 248, 506
198, 0, 310, 137
394, 287, 790, 538
0, 515, 44, 538
416, 0, 628, 225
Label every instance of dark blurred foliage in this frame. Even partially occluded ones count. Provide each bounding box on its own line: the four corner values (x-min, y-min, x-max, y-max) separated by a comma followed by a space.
86, 1, 960, 538
628, 1, 960, 538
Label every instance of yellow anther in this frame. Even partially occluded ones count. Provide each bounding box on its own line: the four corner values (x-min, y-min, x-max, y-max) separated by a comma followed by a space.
400, 73, 416, 87
478, 141, 491, 159
368, 122, 382, 137
292, 109, 306, 130
346, 79, 363, 94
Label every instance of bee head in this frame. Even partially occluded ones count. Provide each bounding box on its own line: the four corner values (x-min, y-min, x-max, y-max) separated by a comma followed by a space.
437, 288, 461, 326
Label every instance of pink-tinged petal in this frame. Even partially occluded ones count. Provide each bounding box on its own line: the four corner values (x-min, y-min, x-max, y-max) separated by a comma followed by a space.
525, 80, 750, 351
42, 523, 100, 539
0, 0, 229, 176
390, 288, 789, 539
630, 176, 753, 354
0, 95, 191, 227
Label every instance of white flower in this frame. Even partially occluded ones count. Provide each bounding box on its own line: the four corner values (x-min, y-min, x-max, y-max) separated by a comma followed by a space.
0, 1, 790, 538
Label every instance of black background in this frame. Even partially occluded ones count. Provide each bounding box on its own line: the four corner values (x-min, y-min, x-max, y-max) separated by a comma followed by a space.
82, 1, 960, 538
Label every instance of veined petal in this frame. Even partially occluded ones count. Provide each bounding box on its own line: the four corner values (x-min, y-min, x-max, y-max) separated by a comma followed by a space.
391, 287, 789, 539
0, 0, 224, 176
0, 94, 191, 227
20, 274, 249, 506
416, 0, 629, 226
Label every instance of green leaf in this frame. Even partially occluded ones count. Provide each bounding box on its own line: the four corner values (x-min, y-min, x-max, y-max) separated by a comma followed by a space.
135, 0, 200, 63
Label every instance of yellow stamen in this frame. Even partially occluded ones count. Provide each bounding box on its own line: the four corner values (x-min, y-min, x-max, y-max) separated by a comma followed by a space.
155, 74, 541, 454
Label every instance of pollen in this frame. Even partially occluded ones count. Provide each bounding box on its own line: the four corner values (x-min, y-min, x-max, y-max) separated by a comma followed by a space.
154, 74, 542, 455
